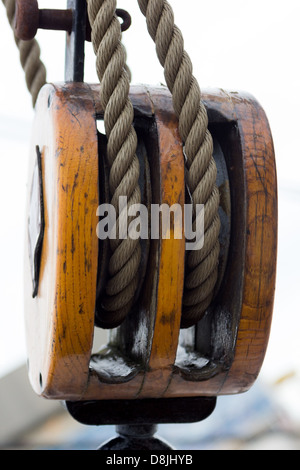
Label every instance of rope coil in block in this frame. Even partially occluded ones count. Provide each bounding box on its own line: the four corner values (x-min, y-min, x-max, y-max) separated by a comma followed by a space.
137, 0, 221, 328
3, 0, 222, 328
87, 0, 142, 327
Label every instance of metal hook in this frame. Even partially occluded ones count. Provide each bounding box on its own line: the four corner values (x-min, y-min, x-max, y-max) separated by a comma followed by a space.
116, 8, 132, 32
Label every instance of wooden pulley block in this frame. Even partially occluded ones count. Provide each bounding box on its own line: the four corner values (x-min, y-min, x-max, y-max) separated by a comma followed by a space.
24, 82, 277, 413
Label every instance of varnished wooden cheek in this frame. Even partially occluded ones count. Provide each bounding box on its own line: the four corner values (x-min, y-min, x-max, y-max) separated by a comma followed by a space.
24, 84, 277, 400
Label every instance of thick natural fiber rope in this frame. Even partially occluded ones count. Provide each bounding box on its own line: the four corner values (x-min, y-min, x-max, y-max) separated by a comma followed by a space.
2, 0, 221, 328
1, 0, 46, 107
137, 0, 221, 328
87, 0, 142, 327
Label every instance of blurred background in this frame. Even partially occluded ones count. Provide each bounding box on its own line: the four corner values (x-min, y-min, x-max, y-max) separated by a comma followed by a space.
0, 0, 300, 450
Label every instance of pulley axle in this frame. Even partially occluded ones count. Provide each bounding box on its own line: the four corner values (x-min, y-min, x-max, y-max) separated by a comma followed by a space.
14, 0, 131, 41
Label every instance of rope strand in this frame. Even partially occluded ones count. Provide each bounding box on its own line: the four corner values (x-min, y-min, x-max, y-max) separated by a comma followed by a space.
1, 0, 46, 107
87, 0, 142, 327
137, 0, 221, 327
2, 0, 221, 328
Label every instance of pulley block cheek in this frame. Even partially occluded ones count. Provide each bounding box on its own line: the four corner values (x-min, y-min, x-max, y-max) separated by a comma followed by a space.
25, 83, 99, 399
24, 83, 277, 401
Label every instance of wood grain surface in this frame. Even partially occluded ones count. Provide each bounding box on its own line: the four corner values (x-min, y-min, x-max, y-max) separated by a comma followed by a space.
24, 83, 99, 398
24, 84, 277, 401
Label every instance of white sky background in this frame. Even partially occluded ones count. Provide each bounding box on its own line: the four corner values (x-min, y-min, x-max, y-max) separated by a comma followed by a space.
0, 0, 300, 418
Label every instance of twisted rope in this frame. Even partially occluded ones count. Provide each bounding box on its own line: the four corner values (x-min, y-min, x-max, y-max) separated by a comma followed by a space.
137, 0, 221, 328
1, 0, 46, 107
87, 0, 142, 327
2, 0, 221, 329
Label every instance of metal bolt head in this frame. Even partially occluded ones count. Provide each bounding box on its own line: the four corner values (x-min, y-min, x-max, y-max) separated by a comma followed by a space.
15, 0, 39, 41
14, 1, 131, 42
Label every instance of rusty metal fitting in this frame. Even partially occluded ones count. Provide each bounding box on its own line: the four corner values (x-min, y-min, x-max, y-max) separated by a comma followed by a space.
116, 8, 132, 33
14, 0, 73, 41
14, 0, 131, 41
